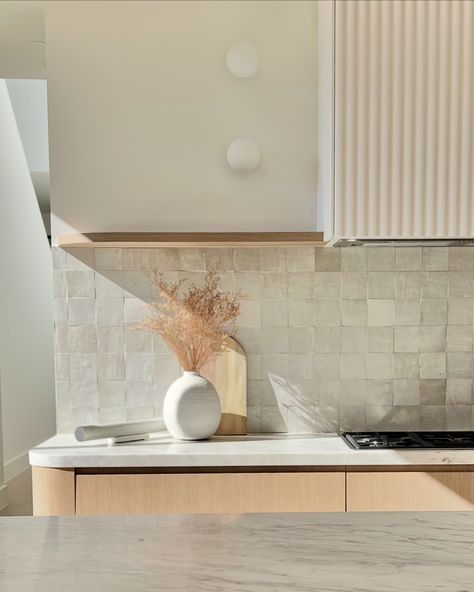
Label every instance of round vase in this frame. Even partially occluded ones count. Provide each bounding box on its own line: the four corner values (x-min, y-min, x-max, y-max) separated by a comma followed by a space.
163, 372, 221, 440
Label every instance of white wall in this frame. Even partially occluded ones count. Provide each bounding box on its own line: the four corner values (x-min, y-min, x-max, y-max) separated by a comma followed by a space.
5, 79, 49, 173
0, 80, 56, 479
45, 0, 319, 243
0, 380, 6, 509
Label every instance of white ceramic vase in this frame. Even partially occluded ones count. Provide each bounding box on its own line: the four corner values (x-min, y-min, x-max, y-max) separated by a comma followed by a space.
163, 372, 221, 440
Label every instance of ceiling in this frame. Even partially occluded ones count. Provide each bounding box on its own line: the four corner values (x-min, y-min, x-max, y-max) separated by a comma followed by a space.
0, 1, 46, 78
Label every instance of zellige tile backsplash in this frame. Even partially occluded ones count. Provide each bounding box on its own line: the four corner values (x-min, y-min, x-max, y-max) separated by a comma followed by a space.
52, 246, 474, 433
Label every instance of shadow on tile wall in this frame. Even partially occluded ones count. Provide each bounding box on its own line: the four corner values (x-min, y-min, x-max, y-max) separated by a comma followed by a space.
52, 246, 474, 433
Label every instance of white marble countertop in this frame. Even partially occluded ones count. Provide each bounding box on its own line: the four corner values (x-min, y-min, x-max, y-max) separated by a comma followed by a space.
29, 433, 474, 468
1, 512, 473, 591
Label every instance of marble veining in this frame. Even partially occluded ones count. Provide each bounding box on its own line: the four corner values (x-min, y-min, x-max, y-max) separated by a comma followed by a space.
29, 433, 474, 468
1, 512, 473, 591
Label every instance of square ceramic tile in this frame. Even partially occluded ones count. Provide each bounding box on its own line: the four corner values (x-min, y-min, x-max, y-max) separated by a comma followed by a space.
236, 300, 261, 328
420, 379, 446, 405
125, 327, 153, 352
367, 327, 393, 352
393, 353, 420, 379
315, 272, 341, 299
67, 271, 95, 298
366, 380, 393, 405
288, 327, 314, 353
446, 379, 472, 404
68, 299, 96, 326
234, 248, 260, 272
368, 273, 394, 299
341, 327, 367, 352
315, 326, 341, 354
448, 247, 474, 270
287, 247, 315, 271
342, 272, 368, 299
96, 298, 124, 326
341, 353, 366, 379
447, 326, 473, 352
446, 406, 472, 430
95, 248, 123, 271
314, 354, 340, 380
259, 273, 286, 299
126, 353, 154, 382
97, 353, 125, 380
315, 300, 341, 326
395, 248, 421, 271
261, 300, 288, 327
421, 299, 447, 325
95, 272, 124, 298
422, 247, 448, 271
66, 248, 95, 271
341, 248, 367, 271
449, 271, 474, 297
314, 248, 340, 271
367, 248, 395, 271
206, 248, 234, 271
420, 326, 446, 353
447, 352, 474, 378
394, 326, 420, 352
289, 300, 314, 327
340, 379, 366, 405
153, 248, 179, 271
68, 326, 97, 353
366, 353, 393, 379
367, 300, 394, 326
419, 406, 446, 430
395, 272, 422, 299
69, 353, 97, 383
421, 272, 448, 298
420, 352, 446, 379
448, 299, 473, 325
288, 272, 314, 299
393, 379, 420, 405
341, 300, 367, 326
122, 249, 154, 271
394, 299, 421, 326
261, 327, 289, 353
178, 249, 206, 271
97, 327, 124, 353
259, 248, 286, 272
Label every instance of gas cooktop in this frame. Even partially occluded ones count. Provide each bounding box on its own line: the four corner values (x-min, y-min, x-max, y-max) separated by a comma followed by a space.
342, 431, 474, 449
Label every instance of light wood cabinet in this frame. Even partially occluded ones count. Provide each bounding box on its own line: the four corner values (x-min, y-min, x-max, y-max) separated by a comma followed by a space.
75, 471, 345, 515
347, 471, 474, 512
32, 466, 474, 515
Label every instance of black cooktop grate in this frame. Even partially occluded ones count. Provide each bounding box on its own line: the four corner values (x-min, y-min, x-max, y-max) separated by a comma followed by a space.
342, 431, 474, 449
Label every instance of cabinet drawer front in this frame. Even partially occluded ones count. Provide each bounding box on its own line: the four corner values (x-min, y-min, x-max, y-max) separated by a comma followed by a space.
347, 472, 474, 512
76, 472, 345, 515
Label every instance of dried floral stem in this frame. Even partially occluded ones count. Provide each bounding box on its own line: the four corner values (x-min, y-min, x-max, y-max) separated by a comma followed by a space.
136, 270, 241, 372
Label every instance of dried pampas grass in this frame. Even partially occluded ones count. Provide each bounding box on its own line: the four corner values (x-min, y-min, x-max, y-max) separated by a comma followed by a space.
137, 270, 241, 372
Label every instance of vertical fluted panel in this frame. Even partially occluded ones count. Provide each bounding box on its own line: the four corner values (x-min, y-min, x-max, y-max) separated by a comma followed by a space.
335, 0, 474, 239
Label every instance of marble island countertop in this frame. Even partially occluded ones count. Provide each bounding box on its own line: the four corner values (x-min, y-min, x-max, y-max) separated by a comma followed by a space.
1, 512, 473, 591
29, 433, 474, 468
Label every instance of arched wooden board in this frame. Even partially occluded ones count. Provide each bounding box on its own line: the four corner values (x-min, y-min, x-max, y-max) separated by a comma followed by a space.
201, 336, 247, 435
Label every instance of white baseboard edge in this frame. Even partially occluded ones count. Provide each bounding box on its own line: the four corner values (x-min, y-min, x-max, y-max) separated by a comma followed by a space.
0, 483, 8, 512
4, 452, 30, 483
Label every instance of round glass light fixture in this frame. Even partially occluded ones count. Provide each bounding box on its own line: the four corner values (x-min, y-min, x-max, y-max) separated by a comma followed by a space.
226, 42, 259, 78
226, 138, 261, 173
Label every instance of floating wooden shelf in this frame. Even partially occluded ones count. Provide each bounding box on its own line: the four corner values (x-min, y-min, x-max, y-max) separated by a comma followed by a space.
58, 232, 326, 248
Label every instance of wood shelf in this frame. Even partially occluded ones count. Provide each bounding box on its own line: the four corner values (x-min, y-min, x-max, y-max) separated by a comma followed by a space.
58, 232, 326, 248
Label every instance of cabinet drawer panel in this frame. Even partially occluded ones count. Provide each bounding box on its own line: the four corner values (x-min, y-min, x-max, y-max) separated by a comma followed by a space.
76, 472, 345, 515
347, 472, 474, 512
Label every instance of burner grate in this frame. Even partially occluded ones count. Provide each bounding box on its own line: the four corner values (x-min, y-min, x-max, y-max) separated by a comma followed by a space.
341, 431, 474, 449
